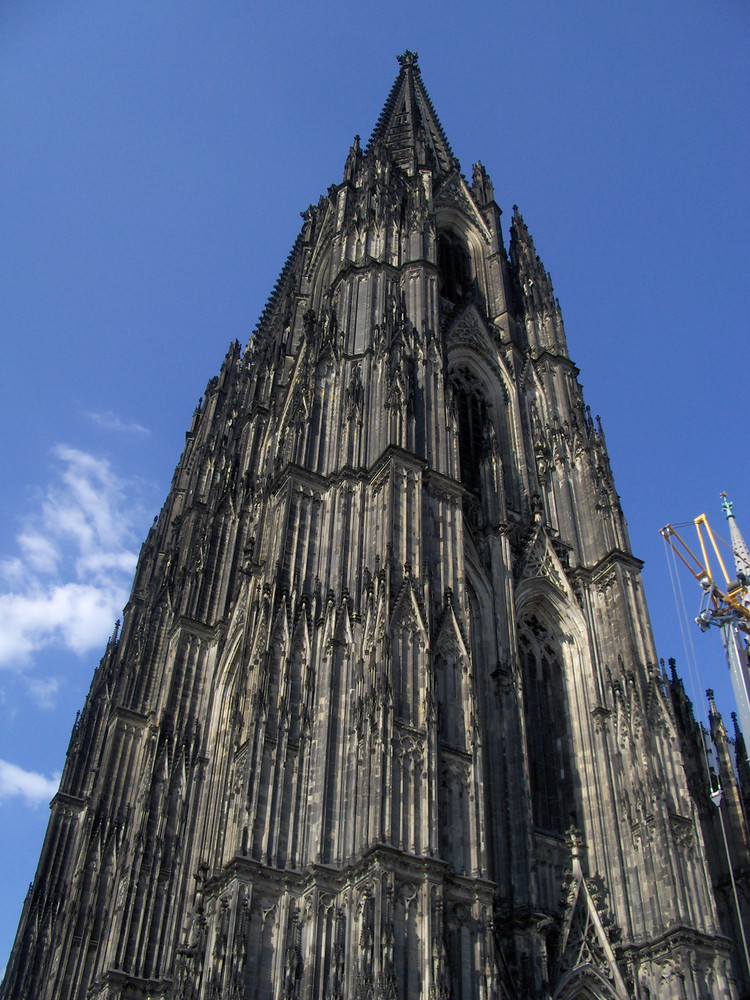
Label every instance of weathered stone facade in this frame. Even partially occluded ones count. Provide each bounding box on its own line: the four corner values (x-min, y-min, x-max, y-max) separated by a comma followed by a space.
1, 52, 743, 1000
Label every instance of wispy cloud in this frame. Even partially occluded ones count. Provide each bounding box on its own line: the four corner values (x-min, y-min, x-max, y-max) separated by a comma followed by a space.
0, 760, 60, 806
0, 446, 148, 675
87, 411, 150, 436
26, 676, 61, 710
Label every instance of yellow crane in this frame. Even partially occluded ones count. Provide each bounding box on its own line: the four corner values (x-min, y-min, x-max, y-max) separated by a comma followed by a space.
661, 498, 750, 976
660, 496, 750, 752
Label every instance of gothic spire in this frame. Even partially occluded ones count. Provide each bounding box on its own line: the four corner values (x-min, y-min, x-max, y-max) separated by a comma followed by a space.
2, 52, 742, 1000
509, 205, 569, 356
367, 50, 457, 177
721, 493, 750, 582
509, 206, 554, 307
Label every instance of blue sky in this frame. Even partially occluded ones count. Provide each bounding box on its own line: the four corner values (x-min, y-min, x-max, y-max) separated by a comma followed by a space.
2, 0, 749, 974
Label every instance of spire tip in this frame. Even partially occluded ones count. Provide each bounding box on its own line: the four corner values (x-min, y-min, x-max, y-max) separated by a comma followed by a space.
397, 50, 419, 69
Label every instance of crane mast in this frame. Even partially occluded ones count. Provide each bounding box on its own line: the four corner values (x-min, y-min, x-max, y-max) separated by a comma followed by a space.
660, 495, 750, 753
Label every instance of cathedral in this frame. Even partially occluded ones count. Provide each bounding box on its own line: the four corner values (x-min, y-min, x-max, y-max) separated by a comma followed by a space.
3, 52, 748, 1000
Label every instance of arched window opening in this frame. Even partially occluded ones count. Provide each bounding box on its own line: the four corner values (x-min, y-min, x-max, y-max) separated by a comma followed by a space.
520, 614, 576, 836
453, 372, 487, 497
439, 230, 472, 305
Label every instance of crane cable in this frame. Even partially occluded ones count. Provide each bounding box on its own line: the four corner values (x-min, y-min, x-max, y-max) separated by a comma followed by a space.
662, 533, 712, 782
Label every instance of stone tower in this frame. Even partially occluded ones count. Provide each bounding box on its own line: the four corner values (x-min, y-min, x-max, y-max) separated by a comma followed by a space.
1, 52, 741, 1000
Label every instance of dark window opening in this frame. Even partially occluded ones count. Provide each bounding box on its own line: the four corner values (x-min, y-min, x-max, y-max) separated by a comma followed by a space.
520, 617, 576, 836
455, 380, 486, 496
439, 230, 472, 304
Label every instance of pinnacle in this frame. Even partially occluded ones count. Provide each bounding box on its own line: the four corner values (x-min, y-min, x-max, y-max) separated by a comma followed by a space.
707, 687, 721, 721
366, 52, 456, 178
510, 205, 531, 240
721, 492, 750, 581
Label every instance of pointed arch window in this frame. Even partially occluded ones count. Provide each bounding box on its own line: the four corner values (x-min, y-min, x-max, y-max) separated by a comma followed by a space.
452, 369, 487, 497
519, 615, 576, 836
438, 230, 472, 305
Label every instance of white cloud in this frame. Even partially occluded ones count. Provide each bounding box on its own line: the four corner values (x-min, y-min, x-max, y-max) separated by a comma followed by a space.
26, 676, 61, 710
0, 557, 27, 588
0, 446, 148, 676
0, 759, 60, 806
87, 411, 150, 436
17, 530, 59, 575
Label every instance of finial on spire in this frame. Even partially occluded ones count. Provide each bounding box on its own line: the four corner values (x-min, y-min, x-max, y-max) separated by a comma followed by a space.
707, 688, 719, 716
721, 491, 734, 519
397, 50, 418, 69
